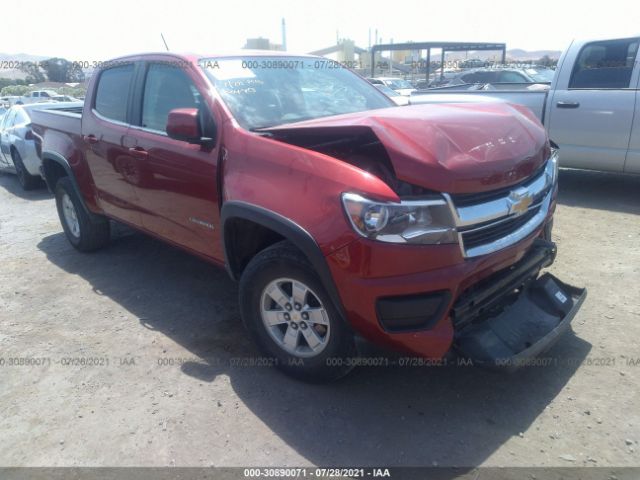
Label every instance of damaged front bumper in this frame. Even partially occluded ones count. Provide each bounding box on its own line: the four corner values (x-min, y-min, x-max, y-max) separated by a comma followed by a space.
453, 239, 586, 369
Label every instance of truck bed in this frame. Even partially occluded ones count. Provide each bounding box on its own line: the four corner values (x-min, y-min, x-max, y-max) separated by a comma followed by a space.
30, 106, 83, 144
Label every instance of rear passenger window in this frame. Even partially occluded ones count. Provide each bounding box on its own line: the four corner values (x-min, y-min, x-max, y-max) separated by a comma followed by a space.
499, 71, 527, 83
141, 63, 200, 133
94, 64, 134, 122
461, 73, 479, 84
570, 39, 639, 89
2, 110, 16, 128
464, 71, 498, 84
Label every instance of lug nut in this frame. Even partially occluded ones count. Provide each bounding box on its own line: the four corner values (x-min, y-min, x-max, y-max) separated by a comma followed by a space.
301, 312, 309, 320
284, 313, 290, 321
290, 323, 299, 329
294, 303, 302, 311
300, 322, 307, 329
285, 303, 292, 311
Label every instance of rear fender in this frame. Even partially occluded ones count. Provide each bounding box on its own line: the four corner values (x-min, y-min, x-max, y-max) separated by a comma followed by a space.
41, 152, 91, 215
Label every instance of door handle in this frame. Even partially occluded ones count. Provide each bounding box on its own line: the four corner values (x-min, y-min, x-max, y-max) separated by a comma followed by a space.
556, 101, 580, 109
128, 147, 148, 159
83, 134, 99, 144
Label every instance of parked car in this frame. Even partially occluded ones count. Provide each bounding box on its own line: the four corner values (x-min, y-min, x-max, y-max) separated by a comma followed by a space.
373, 84, 410, 105
411, 36, 640, 174
368, 76, 416, 96
52, 94, 81, 102
0, 102, 82, 189
17, 90, 59, 105
447, 67, 554, 86
422, 70, 462, 88
32, 52, 584, 381
459, 58, 489, 69
1, 95, 21, 107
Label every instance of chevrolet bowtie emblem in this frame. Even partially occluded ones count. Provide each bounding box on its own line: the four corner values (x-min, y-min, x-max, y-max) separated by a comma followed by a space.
507, 187, 533, 216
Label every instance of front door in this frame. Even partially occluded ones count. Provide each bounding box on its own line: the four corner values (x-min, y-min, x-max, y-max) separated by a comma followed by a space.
128, 62, 221, 258
0, 109, 16, 167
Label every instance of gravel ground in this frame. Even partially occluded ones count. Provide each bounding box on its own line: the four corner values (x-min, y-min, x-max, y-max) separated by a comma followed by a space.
0, 169, 638, 469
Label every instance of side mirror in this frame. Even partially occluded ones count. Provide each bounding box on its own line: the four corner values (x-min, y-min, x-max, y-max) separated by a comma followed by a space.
166, 108, 214, 145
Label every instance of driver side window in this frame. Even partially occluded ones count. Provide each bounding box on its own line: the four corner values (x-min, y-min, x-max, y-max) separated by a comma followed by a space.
3, 110, 17, 129
141, 63, 200, 133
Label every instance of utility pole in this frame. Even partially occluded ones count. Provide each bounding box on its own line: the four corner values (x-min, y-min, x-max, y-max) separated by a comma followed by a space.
281, 18, 287, 51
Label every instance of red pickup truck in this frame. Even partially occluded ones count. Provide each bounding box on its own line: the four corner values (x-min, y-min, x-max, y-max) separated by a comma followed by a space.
31, 52, 585, 381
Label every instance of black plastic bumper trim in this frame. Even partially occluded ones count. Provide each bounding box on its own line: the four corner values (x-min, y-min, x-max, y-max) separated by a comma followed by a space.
376, 290, 452, 333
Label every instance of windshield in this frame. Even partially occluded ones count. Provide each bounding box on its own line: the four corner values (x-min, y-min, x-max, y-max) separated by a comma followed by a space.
201, 56, 393, 130
525, 68, 555, 83
385, 79, 413, 89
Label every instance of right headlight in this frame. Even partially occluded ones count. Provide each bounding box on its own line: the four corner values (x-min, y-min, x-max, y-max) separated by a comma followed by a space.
341, 192, 458, 245
547, 146, 559, 185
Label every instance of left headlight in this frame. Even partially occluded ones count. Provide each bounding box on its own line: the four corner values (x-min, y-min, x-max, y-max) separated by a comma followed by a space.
341, 193, 458, 244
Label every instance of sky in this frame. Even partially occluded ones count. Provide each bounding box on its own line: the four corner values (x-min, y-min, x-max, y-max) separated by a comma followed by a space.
1, 0, 638, 60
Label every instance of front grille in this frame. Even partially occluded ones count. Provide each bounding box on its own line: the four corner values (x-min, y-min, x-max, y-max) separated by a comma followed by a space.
450, 162, 547, 207
445, 155, 557, 258
460, 208, 539, 250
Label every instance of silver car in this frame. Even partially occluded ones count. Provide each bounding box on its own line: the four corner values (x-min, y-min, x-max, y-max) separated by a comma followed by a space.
0, 102, 82, 190
447, 67, 555, 86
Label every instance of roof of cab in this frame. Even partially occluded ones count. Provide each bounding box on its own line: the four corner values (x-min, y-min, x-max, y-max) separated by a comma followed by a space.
101, 50, 321, 67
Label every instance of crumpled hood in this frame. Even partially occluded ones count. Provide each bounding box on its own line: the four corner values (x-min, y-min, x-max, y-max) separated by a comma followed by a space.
262, 103, 549, 193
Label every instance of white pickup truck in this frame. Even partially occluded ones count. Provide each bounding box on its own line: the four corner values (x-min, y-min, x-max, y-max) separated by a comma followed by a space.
17, 90, 59, 105
411, 36, 640, 175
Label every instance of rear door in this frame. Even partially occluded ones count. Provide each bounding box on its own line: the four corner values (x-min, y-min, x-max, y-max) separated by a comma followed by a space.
82, 62, 142, 225
127, 61, 222, 258
547, 37, 640, 172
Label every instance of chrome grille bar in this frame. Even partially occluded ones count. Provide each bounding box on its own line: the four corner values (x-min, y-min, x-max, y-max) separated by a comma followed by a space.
443, 151, 559, 258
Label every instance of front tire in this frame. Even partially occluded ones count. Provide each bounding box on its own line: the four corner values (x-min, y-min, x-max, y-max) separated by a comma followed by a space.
55, 177, 111, 252
239, 241, 356, 382
12, 150, 40, 190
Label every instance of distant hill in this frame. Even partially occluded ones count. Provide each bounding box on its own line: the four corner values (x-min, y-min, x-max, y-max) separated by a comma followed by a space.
441, 48, 562, 62
0, 53, 51, 81
0, 52, 50, 63
507, 49, 562, 61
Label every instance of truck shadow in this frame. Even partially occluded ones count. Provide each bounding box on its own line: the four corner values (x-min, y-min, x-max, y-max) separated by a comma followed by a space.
557, 169, 640, 215
38, 228, 591, 469
0, 171, 50, 201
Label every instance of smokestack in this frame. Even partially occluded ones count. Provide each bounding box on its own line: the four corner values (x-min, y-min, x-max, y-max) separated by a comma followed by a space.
375, 29, 378, 46
281, 18, 287, 51
368, 28, 371, 50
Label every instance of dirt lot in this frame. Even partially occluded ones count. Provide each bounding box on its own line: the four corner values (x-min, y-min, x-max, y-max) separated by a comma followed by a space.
0, 169, 639, 469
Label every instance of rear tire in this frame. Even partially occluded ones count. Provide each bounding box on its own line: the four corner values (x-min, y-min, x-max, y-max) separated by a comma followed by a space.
55, 176, 111, 252
239, 241, 357, 382
12, 150, 40, 190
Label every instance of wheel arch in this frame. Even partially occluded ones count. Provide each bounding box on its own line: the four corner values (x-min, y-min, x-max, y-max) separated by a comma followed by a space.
41, 152, 90, 215
221, 201, 346, 319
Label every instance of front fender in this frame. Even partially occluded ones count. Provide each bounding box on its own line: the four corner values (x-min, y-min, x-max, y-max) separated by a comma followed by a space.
221, 201, 347, 321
